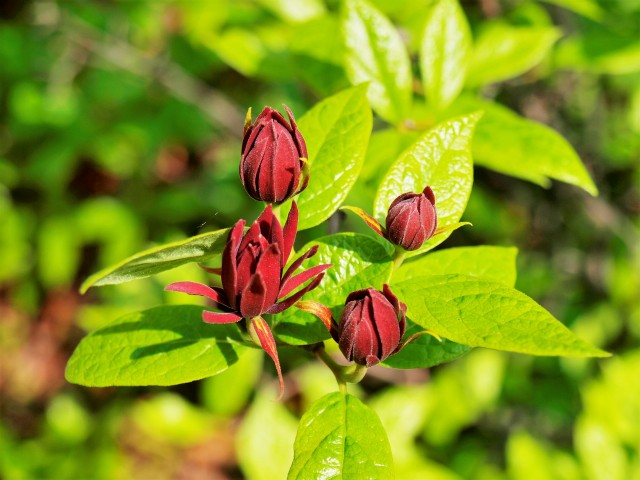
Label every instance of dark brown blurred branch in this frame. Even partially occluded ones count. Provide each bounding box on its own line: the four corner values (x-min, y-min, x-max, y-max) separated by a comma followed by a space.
54, 11, 244, 137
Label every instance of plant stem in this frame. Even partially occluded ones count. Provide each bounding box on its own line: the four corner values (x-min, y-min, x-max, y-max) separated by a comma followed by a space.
314, 343, 367, 390
386, 248, 407, 284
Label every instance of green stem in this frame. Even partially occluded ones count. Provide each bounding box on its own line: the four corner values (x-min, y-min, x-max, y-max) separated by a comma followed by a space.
315, 343, 367, 390
386, 248, 407, 284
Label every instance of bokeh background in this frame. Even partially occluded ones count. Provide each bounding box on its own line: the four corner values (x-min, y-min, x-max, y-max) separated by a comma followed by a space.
1, 0, 639, 479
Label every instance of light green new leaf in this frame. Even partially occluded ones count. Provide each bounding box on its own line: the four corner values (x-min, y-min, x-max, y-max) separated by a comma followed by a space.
466, 23, 561, 87
393, 246, 518, 287
294, 85, 372, 230
274, 233, 393, 345
342, 0, 412, 125
65, 305, 249, 386
394, 275, 609, 357
80, 228, 229, 292
420, 0, 472, 110
539, 0, 604, 21
374, 113, 481, 250
288, 392, 394, 480
449, 96, 598, 195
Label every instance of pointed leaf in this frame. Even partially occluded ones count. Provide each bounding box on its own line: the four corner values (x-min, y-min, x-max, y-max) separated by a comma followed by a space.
288, 392, 394, 480
81, 228, 230, 292
448, 95, 598, 195
420, 0, 472, 110
393, 275, 610, 357
466, 23, 561, 87
65, 305, 249, 386
393, 246, 518, 287
374, 113, 481, 250
290, 85, 372, 230
342, 0, 412, 124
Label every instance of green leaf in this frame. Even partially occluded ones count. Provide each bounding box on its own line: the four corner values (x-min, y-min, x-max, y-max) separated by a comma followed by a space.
294, 85, 373, 230
274, 233, 393, 345
538, 0, 604, 22
393, 246, 518, 287
342, 0, 412, 124
80, 228, 229, 292
65, 305, 249, 386
420, 0, 472, 110
466, 23, 561, 87
448, 96, 598, 195
381, 320, 471, 369
288, 392, 394, 480
373, 113, 481, 249
393, 275, 610, 357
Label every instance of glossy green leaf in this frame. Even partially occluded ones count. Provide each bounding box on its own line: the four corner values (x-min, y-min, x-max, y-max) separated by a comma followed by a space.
374, 113, 481, 249
288, 392, 394, 480
449, 96, 598, 195
65, 305, 249, 386
393, 275, 610, 357
294, 85, 373, 230
466, 23, 561, 87
393, 246, 518, 287
80, 228, 229, 292
342, 0, 412, 124
274, 233, 393, 345
382, 320, 471, 369
420, 0, 471, 110
539, 0, 604, 21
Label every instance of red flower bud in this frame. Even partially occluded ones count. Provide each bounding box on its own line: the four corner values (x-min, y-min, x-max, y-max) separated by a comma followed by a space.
241, 105, 308, 204
385, 186, 437, 251
333, 285, 407, 367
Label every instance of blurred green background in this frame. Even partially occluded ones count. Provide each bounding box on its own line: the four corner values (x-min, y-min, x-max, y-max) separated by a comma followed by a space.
1, 0, 639, 479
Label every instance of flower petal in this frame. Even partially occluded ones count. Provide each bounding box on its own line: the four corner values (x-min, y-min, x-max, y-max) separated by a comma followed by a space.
165, 281, 229, 306
250, 316, 284, 398
294, 300, 336, 333
266, 272, 325, 314
222, 220, 245, 308
342, 206, 385, 237
282, 201, 298, 266
281, 244, 318, 286
202, 310, 243, 324
278, 263, 331, 299
254, 243, 282, 310
239, 272, 268, 318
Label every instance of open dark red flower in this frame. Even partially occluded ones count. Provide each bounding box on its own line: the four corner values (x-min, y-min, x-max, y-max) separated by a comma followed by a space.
332, 285, 407, 367
240, 105, 309, 204
166, 201, 330, 394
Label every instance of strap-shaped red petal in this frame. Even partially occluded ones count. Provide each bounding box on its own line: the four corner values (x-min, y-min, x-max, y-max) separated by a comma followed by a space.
282, 201, 298, 266
198, 264, 222, 275
222, 220, 245, 308
266, 272, 325, 314
278, 263, 331, 299
250, 316, 284, 398
165, 281, 226, 303
239, 272, 268, 318
281, 244, 318, 286
254, 243, 282, 310
342, 206, 385, 237
294, 300, 336, 333
202, 310, 242, 324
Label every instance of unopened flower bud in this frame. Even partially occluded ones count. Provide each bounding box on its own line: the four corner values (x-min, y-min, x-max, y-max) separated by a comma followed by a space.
385, 186, 437, 251
240, 105, 308, 203
333, 285, 407, 367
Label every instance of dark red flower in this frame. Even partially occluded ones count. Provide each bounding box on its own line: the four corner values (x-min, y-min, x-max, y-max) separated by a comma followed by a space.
166, 201, 330, 394
385, 186, 437, 251
344, 186, 438, 251
240, 105, 309, 204
332, 285, 407, 367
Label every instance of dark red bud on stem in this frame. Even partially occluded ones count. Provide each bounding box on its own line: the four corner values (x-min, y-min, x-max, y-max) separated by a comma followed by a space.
385, 186, 437, 251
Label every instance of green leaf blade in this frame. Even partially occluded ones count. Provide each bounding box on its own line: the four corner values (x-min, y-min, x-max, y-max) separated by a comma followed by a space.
274, 233, 393, 345
288, 392, 394, 480
393, 245, 518, 287
420, 0, 472, 110
81, 228, 230, 292
342, 0, 412, 124
394, 275, 609, 357
294, 85, 373, 230
466, 23, 561, 87
373, 112, 481, 250
65, 305, 249, 386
